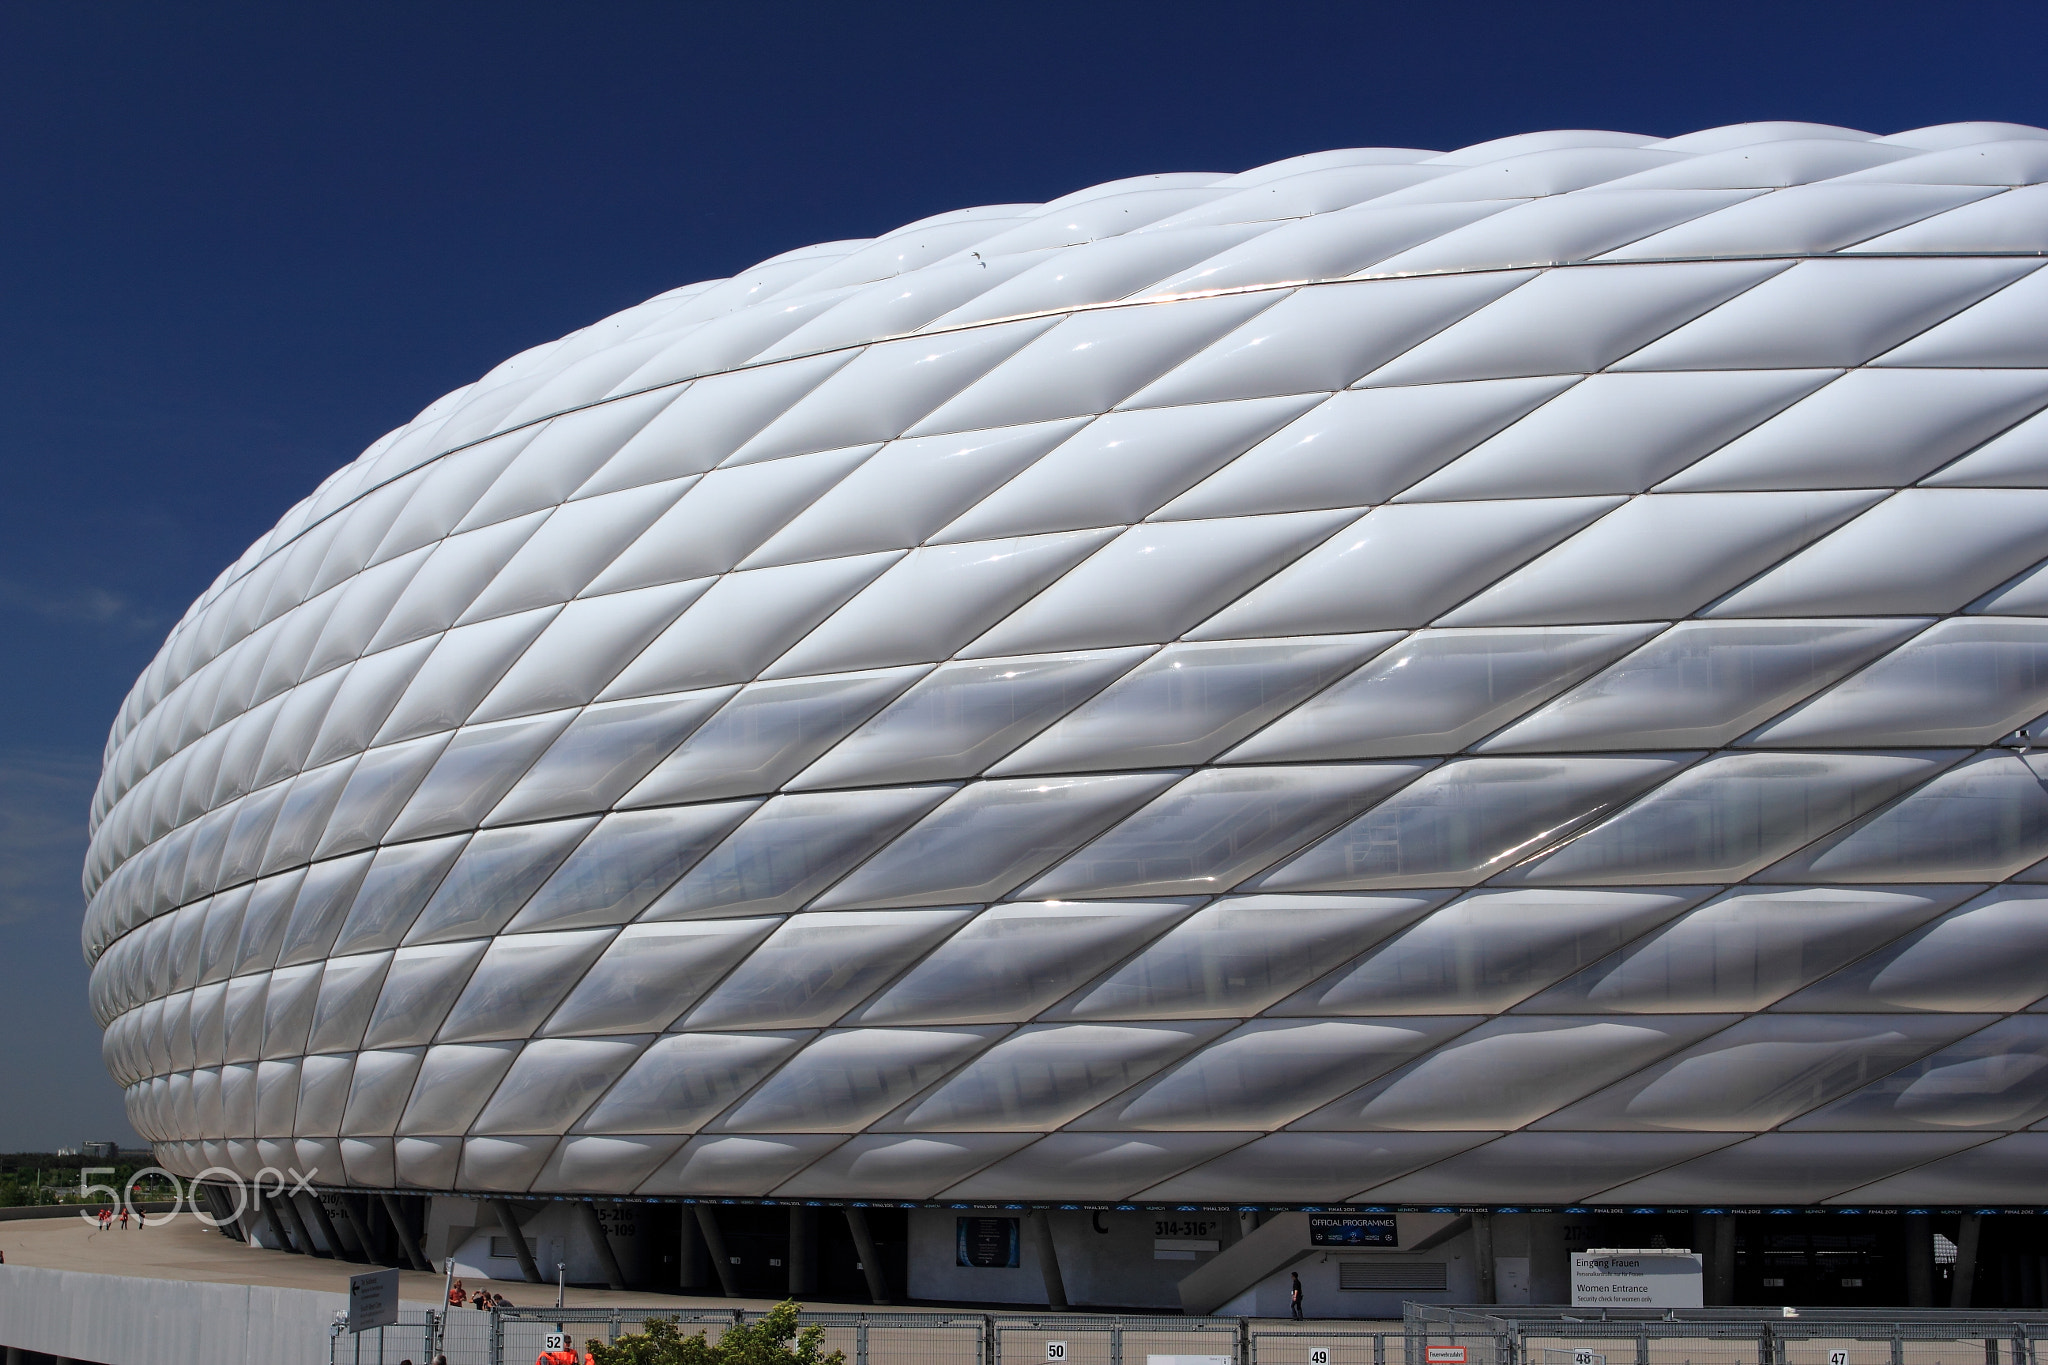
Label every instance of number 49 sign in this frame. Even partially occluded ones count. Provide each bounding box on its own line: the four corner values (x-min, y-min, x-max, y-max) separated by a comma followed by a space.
1310, 1351, 1332, 1365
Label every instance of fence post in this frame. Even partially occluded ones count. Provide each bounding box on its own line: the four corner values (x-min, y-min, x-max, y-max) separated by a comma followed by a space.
986, 1314, 997, 1365
857, 1319, 870, 1365
490, 1307, 504, 1365
1892, 1326, 1905, 1365
1636, 1334, 1649, 1365
1111, 1323, 1124, 1365
1238, 1319, 1250, 1365
1373, 1332, 1386, 1365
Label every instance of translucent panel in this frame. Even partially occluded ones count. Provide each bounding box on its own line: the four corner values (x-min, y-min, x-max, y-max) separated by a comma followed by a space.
810, 773, 1182, 910
359, 939, 489, 1050
1856, 183, 2048, 253
1274, 887, 1703, 1015
931, 397, 1319, 541
1592, 1131, 1986, 1205
213, 780, 290, 890
1359, 1131, 1735, 1204
681, 909, 974, 1029
458, 388, 680, 525
1400, 370, 1834, 501
1142, 201, 1506, 296
1021, 765, 1427, 899
759, 530, 1119, 680
1363, 261, 1783, 386
1614, 257, 2033, 370
581, 445, 878, 593
789, 649, 1148, 790
713, 1026, 1001, 1132
645, 787, 953, 919
218, 1062, 258, 1137
1137, 1130, 1492, 1201
621, 668, 926, 806
1826, 1133, 2048, 1205
1602, 183, 1994, 259
940, 1132, 1256, 1201
470, 580, 710, 723
1786, 1016, 2048, 1130
1232, 625, 1657, 762
167, 902, 207, 992
1055, 892, 1448, 1022
1537, 1014, 1990, 1130
506, 803, 759, 933
470, 1036, 650, 1135
577, 1032, 808, 1135
1130, 274, 1538, 407
293, 1052, 355, 1137
400, 819, 598, 946
852, 900, 1194, 1025
220, 973, 269, 1064
597, 553, 901, 699
1661, 369, 2048, 491
189, 982, 226, 1067
540, 919, 781, 1035
1749, 620, 2048, 747
365, 518, 543, 655
964, 512, 1355, 657
774, 1133, 1036, 1199
887, 1022, 1228, 1131
1156, 377, 1574, 521
743, 420, 1089, 568
254, 1059, 301, 1137
1299, 1015, 1730, 1131
484, 687, 737, 825
1189, 499, 1618, 638
336, 1047, 422, 1137
328, 835, 469, 956
1521, 885, 1972, 1014
530, 1133, 689, 1195
456, 1135, 556, 1193
257, 758, 356, 875
304, 951, 392, 1055
1718, 489, 2048, 617
395, 1041, 523, 1136
1256, 756, 1690, 890
1483, 619, 1925, 753
259, 961, 323, 1058
233, 869, 306, 976
923, 225, 1258, 325
274, 850, 372, 967
907, 293, 1279, 436
991, 636, 1397, 776
728, 320, 1059, 465
373, 606, 558, 746
434, 928, 616, 1043
1439, 491, 1882, 627
382, 711, 577, 841
457, 480, 690, 621
637, 1134, 845, 1197
393, 1135, 462, 1189
1085, 1016, 1475, 1130
1878, 260, 2048, 366
1764, 753, 2048, 883
1507, 751, 1957, 886
1778, 887, 2048, 1012
311, 734, 450, 859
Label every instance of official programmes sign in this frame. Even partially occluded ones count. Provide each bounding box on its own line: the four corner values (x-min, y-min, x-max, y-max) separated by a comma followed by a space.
1572, 1250, 1703, 1307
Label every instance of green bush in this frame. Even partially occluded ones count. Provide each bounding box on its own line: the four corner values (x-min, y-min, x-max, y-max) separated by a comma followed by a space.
588, 1301, 845, 1365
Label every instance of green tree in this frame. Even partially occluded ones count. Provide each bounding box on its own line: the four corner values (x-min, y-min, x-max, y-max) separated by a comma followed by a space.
588, 1301, 845, 1365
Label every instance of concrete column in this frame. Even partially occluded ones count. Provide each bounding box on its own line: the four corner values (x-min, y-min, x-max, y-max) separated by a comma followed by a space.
678, 1208, 709, 1291
300, 1192, 348, 1260
576, 1201, 627, 1291
255, 1187, 296, 1253
1529, 1213, 1569, 1305
1691, 1214, 1735, 1305
1904, 1212, 1935, 1307
1472, 1212, 1496, 1305
339, 1195, 378, 1265
789, 1207, 817, 1297
1024, 1208, 1067, 1311
844, 1207, 892, 1306
695, 1206, 739, 1298
491, 1198, 543, 1285
378, 1193, 431, 1271
275, 1188, 326, 1258
6, 1344, 24, 1365
1952, 1213, 1983, 1309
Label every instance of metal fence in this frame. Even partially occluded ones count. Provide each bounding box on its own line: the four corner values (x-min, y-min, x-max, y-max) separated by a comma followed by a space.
1409, 1306, 2048, 1365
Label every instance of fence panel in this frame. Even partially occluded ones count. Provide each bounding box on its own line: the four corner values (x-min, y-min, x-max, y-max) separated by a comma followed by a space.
1251, 1327, 1386, 1365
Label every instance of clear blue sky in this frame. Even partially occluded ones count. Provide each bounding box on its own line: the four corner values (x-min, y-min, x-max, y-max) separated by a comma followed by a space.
3, 0, 2044, 1152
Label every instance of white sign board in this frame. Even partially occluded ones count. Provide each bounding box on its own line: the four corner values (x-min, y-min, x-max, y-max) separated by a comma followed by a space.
1571, 1250, 1703, 1308
347, 1267, 400, 1333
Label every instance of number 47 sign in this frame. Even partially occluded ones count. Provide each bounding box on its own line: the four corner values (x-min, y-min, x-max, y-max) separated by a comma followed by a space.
1829, 1353, 1850, 1365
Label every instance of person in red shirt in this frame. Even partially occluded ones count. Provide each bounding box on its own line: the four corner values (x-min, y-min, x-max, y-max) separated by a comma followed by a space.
535, 1334, 578, 1365
448, 1278, 465, 1308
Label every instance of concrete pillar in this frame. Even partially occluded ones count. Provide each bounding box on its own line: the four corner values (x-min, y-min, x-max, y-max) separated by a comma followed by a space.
695, 1207, 739, 1297
1904, 1212, 1935, 1307
339, 1195, 378, 1265
1529, 1213, 1570, 1305
6, 1344, 24, 1365
1952, 1213, 1983, 1309
678, 1208, 709, 1291
1472, 1212, 1496, 1305
1692, 1214, 1736, 1305
275, 1187, 326, 1257
377, 1193, 431, 1271
1024, 1208, 1067, 1311
844, 1207, 892, 1306
789, 1207, 817, 1297
255, 1187, 296, 1253
576, 1201, 627, 1291
491, 1199, 543, 1285
299, 1192, 348, 1260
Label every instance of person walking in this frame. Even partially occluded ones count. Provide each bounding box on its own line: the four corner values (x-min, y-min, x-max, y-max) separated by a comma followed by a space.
1290, 1271, 1304, 1320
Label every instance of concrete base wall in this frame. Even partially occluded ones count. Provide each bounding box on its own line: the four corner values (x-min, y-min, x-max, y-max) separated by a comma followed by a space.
0, 1264, 349, 1365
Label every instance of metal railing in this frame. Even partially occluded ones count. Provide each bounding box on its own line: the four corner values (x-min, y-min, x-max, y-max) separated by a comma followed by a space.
1409, 1306, 2048, 1365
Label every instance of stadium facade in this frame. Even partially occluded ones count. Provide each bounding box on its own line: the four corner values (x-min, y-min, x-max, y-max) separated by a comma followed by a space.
83, 121, 2048, 1313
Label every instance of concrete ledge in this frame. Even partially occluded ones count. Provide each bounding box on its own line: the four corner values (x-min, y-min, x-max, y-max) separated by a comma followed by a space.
0, 1264, 348, 1365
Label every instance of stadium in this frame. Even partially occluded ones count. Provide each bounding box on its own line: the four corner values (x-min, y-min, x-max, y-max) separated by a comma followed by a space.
81, 119, 2048, 1315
